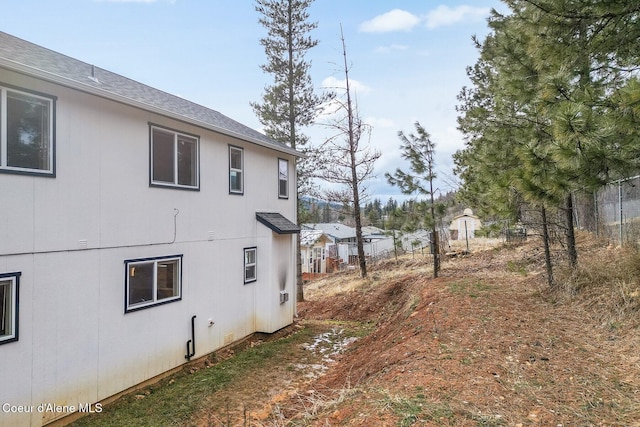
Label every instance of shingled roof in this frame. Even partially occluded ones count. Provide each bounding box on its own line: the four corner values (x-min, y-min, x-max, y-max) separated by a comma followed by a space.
0, 31, 299, 157
256, 212, 300, 234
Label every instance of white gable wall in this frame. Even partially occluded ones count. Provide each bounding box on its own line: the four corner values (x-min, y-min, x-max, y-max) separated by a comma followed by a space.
0, 70, 297, 426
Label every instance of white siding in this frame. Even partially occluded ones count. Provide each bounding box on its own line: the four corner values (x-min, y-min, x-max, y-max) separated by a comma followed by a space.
0, 70, 297, 426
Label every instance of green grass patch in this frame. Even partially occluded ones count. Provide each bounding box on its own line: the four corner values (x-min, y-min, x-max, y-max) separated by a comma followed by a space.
71, 321, 364, 427
506, 260, 528, 276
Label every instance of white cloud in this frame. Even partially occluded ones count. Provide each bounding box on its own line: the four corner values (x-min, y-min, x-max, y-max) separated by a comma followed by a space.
321, 76, 372, 95
316, 97, 343, 119
359, 9, 420, 33
315, 77, 374, 122
425, 5, 490, 29
359, 6, 490, 34
374, 44, 409, 54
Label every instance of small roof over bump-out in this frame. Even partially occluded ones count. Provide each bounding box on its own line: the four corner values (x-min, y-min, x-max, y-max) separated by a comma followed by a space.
256, 212, 300, 234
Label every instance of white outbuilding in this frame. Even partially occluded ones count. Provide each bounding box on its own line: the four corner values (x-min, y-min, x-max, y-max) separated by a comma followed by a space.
449, 208, 483, 240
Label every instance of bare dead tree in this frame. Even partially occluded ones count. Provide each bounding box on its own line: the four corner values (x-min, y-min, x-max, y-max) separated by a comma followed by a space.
314, 25, 380, 278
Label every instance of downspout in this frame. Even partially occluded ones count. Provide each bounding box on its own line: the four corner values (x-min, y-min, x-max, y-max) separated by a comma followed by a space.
185, 315, 196, 361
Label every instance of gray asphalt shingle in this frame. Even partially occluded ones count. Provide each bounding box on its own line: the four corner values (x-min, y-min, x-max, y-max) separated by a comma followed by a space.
0, 31, 293, 154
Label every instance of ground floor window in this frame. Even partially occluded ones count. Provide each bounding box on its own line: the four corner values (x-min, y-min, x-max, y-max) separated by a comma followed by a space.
244, 247, 257, 283
125, 255, 182, 312
0, 272, 20, 345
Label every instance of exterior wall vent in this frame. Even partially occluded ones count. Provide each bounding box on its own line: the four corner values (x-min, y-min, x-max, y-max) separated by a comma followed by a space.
87, 65, 100, 83
279, 291, 289, 304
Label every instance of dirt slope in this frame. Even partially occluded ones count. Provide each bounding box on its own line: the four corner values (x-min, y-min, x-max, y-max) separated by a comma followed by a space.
291, 240, 640, 426
193, 237, 639, 426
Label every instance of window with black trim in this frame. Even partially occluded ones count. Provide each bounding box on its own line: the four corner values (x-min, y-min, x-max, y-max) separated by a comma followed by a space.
229, 145, 243, 194
150, 125, 199, 189
0, 272, 20, 345
278, 158, 289, 199
244, 247, 257, 283
125, 255, 182, 312
1, 86, 55, 175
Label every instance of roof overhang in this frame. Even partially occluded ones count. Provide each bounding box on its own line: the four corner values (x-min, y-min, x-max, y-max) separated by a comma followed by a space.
256, 212, 300, 234
0, 58, 302, 158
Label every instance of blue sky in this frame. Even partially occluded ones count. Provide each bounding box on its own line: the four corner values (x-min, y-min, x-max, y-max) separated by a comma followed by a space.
2, 0, 504, 202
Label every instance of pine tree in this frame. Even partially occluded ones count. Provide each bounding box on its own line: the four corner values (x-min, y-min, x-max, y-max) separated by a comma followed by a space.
456, 1, 640, 274
253, 0, 327, 153
253, 0, 330, 301
386, 122, 441, 277
455, 8, 564, 283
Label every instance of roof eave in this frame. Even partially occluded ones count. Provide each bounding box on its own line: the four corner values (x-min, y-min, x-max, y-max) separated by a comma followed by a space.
0, 58, 302, 158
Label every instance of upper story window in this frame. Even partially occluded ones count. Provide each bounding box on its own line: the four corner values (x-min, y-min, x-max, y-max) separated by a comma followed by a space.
278, 158, 289, 199
0, 86, 55, 176
229, 145, 243, 194
0, 272, 20, 345
125, 255, 182, 312
150, 125, 199, 190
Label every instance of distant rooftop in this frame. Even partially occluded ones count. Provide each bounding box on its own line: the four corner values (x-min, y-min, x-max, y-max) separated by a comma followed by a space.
0, 31, 299, 157
303, 223, 356, 240
300, 229, 325, 246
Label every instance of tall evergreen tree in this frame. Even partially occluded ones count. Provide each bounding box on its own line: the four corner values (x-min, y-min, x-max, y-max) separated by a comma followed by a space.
456, 1, 640, 273
253, 0, 327, 153
253, 0, 329, 301
456, 8, 570, 282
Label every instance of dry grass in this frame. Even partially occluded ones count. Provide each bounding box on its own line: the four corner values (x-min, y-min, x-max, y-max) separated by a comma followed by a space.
296, 235, 640, 426
554, 242, 640, 328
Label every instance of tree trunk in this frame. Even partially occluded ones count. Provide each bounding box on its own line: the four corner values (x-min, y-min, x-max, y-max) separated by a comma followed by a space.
541, 206, 554, 287
429, 163, 439, 278
565, 193, 578, 267
341, 25, 367, 279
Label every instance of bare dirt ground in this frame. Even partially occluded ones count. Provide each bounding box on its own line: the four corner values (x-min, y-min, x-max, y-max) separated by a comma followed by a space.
194, 235, 640, 426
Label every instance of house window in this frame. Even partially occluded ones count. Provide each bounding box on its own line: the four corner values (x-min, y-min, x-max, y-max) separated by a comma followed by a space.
244, 247, 257, 283
125, 255, 182, 312
0, 272, 20, 345
229, 146, 243, 194
278, 158, 289, 199
150, 126, 199, 189
0, 86, 55, 175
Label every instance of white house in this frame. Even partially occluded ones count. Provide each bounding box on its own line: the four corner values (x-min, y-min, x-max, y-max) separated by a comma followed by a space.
300, 229, 330, 275
302, 223, 396, 267
302, 223, 355, 266
0, 32, 300, 426
302, 223, 356, 244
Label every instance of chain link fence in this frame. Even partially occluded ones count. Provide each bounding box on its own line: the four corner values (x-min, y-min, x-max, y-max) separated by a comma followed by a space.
594, 175, 640, 246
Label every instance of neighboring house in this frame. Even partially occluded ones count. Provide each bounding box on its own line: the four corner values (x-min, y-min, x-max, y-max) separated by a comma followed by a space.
300, 230, 331, 275
0, 32, 300, 427
449, 208, 482, 240
302, 223, 355, 265
302, 223, 356, 244
361, 225, 387, 242
302, 223, 396, 267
